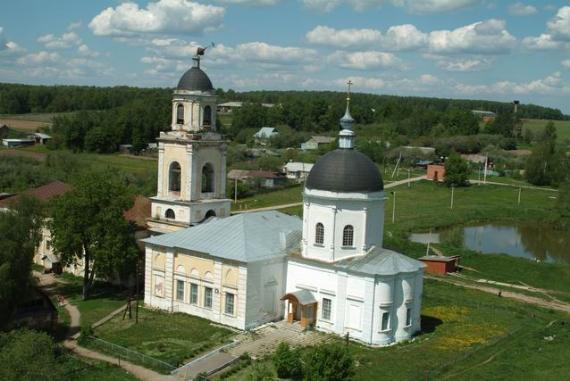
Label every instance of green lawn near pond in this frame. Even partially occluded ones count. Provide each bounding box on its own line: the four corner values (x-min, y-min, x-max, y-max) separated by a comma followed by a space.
92, 307, 234, 367
522, 118, 570, 142
216, 280, 570, 381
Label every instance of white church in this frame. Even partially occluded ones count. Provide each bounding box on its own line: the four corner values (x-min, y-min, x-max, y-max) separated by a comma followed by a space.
143, 50, 425, 346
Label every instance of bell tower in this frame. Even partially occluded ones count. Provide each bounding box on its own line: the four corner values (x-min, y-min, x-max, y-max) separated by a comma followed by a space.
148, 48, 231, 233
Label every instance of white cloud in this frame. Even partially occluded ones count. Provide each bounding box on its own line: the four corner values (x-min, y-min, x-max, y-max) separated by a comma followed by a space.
428, 19, 516, 54
522, 33, 563, 50
562, 59, 570, 69
419, 74, 439, 84
302, 0, 480, 13
214, 0, 281, 5
336, 76, 386, 89
67, 21, 82, 31
89, 0, 225, 37
436, 57, 492, 71
547, 6, 570, 41
307, 20, 514, 55
0, 27, 25, 56
37, 31, 81, 49
508, 2, 537, 16
78, 44, 100, 58
455, 72, 565, 95
328, 50, 400, 69
211, 42, 317, 64
306, 26, 382, 48
17, 51, 60, 65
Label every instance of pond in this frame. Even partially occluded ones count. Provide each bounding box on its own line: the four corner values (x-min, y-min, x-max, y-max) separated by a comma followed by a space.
410, 224, 570, 264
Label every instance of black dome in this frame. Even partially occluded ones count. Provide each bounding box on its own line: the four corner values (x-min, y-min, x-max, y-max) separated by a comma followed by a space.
306, 149, 383, 193
177, 66, 214, 92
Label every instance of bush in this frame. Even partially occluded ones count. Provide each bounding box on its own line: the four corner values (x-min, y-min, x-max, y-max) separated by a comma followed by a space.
303, 344, 354, 381
273, 342, 303, 379
247, 362, 275, 381
78, 324, 94, 345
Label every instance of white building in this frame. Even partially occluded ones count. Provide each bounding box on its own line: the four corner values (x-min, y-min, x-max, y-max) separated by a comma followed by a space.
282, 162, 314, 183
300, 136, 336, 151
143, 57, 424, 346
253, 127, 278, 140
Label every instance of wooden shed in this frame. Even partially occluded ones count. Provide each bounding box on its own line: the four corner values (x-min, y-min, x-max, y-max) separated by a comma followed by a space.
426, 164, 446, 182
419, 255, 459, 275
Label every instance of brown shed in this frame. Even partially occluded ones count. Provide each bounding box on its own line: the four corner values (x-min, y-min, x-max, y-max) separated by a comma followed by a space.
426, 164, 446, 182
419, 255, 459, 275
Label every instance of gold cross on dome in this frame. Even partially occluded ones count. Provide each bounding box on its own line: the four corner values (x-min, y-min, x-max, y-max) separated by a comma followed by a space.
347, 80, 353, 96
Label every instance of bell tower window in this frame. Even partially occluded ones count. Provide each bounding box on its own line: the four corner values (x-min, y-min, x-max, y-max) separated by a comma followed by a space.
165, 209, 175, 219
201, 163, 214, 193
315, 223, 324, 245
176, 104, 184, 125
203, 105, 212, 127
169, 162, 181, 193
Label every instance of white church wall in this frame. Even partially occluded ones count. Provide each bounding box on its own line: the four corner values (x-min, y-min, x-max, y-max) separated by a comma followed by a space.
245, 257, 287, 330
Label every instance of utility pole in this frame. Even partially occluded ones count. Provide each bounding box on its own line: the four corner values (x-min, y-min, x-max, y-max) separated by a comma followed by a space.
483, 156, 488, 184
135, 260, 139, 324
392, 191, 396, 223
408, 168, 411, 188
478, 165, 481, 185
517, 187, 522, 206
234, 178, 238, 203
450, 186, 455, 209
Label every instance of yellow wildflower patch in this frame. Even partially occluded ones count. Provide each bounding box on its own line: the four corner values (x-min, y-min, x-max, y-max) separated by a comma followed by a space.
423, 306, 470, 322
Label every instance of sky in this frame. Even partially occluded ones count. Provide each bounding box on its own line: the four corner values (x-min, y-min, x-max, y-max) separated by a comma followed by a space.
0, 0, 569, 113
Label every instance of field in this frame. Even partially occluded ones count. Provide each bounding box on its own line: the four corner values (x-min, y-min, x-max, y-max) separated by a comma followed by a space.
522, 118, 570, 145
0, 112, 70, 132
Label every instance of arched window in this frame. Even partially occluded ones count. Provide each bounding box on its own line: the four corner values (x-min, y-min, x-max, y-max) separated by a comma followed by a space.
165, 209, 175, 219
205, 210, 216, 219
315, 223, 324, 245
176, 104, 184, 124
203, 105, 212, 127
169, 162, 181, 192
343, 225, 354, 247
201, 163, 214, 193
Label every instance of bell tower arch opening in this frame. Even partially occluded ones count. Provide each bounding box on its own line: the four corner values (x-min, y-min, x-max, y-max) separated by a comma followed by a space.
203, 105, 212, 128
176, 104, 184, 125
201, 163, 215, 193
169, 162, 181, 194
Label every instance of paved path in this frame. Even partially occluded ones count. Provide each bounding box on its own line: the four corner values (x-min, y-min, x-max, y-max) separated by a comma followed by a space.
469, 179, 558, 192
35, 272, 175, 381
234, 175, 427, 214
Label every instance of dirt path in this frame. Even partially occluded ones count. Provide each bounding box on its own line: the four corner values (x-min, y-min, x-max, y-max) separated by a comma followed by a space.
427, 275, 570, 314
35, 272, 175, 381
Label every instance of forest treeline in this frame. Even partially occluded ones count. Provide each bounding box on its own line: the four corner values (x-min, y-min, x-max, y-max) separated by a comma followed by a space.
0, 82, 567, 154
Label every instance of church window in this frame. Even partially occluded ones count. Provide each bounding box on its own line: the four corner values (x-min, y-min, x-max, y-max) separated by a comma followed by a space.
165, 209, 175, 219
322, 298, 332, 321
169, 162, 181, 192
406, 308, 412, 327
225, 293, 235, 315
380, 311, 390, 331
203, 105, 212, 127
176, 280, 184, 302
190, 283, 198, 305
342, 225, 354, 247
176, 104, 184, 124
201, 163, 214, 193
315, 223, 324, 245
204, 286, 213, 308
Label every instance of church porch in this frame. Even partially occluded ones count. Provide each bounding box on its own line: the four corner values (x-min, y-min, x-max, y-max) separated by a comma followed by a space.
281, 290, 318, 330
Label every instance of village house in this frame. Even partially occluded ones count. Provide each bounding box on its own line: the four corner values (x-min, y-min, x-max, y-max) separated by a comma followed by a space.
143, 55, 425, 346
227, 169, 287, 190
300, 136, 336, 151
253, 127, 278, 142
282, 161, 314, 183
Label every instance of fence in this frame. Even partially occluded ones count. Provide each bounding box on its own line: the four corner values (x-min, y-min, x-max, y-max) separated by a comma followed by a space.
87, 336, 176, 374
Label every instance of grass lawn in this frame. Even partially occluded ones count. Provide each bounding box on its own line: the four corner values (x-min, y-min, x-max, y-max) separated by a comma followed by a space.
233, 185, 303, 211
54, 273, 129, 327
61, 354, 137, 381
216, 280, 570, 381
91, 307, 234, 368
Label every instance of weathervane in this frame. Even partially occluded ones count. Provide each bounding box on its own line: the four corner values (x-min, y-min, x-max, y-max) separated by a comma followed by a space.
193, 42, 215, 68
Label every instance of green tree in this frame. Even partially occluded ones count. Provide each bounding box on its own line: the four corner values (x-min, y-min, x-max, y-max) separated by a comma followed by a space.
303, 344, 354, 381
0, 330, 62, 381
485, 112, 517, 137
444, 152, 470, 187
0, 196, 43, 327
524, 143, 567, 186
49, 170, 138, 299
273, 342, 303, 379
541, 121, 557, 143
